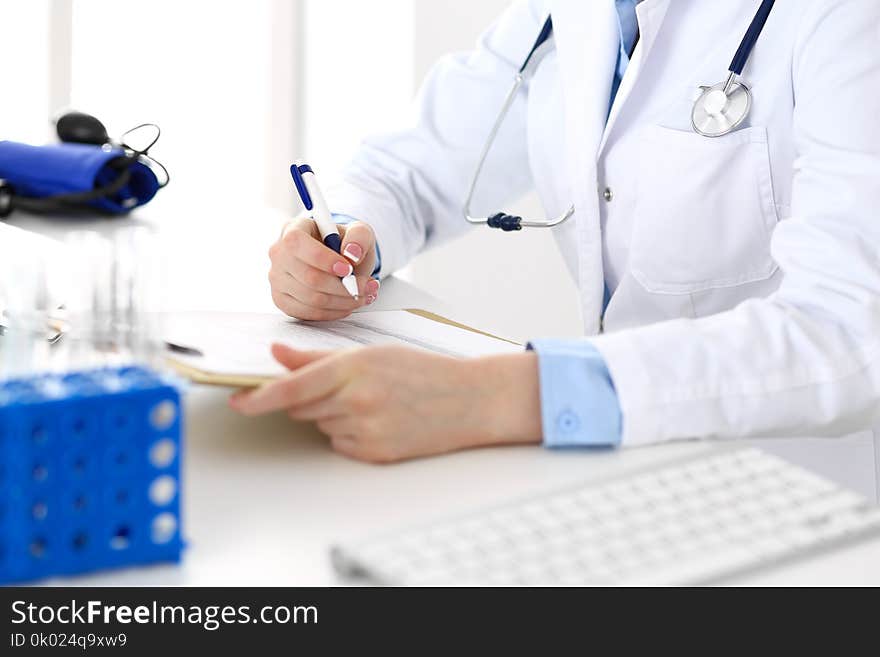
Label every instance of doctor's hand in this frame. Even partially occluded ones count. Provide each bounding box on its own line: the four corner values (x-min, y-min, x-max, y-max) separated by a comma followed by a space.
268, 218, 380, 321
228, 344, 543, 463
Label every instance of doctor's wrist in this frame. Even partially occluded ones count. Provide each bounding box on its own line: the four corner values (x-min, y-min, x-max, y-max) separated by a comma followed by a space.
466, 353, 542, 447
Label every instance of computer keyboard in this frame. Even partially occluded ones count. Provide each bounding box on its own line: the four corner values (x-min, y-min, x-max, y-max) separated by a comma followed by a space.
331, 448, 880, 585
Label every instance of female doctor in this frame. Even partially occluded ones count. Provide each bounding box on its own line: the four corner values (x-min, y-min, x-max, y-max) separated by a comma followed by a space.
231, 0, 880, 464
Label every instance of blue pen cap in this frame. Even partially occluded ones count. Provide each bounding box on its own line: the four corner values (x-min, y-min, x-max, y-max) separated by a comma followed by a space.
289, 163, 314, 211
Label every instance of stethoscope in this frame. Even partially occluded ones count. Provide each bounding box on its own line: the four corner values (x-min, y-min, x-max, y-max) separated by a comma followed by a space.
465, 0, 777, 231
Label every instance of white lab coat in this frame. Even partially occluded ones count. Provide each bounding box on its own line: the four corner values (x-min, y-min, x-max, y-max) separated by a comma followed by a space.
329, 0, 880, 487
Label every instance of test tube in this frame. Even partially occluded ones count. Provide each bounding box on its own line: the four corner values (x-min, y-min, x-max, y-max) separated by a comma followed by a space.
64, 227, 164, 371
0, 251, 50, 379
112, 226, 164, 368
64, 230, 109, 370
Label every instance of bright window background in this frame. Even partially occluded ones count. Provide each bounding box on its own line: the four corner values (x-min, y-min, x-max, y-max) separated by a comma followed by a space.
0, 0, 52, 143
69, 0, 275, 212
302, 0, 414, 178
3, 0, 582, 338
64, 0, 417, 217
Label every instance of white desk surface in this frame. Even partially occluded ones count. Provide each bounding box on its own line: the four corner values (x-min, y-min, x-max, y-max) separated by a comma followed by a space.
8, 205, 880, 587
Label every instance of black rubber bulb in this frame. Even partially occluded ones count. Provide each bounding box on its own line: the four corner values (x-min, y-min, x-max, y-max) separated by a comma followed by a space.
56, 111, 110, 145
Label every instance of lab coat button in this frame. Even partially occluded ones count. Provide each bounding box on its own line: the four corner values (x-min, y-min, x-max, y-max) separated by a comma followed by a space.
603, 187, 613, 202
556, 409, 581, 434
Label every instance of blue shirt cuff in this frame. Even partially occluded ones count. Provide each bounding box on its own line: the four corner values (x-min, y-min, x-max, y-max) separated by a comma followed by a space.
526, 339, 622, 448
332, 213, 381, 277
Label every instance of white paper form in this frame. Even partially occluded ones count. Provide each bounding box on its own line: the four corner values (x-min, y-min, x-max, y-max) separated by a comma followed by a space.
164, 310, 520, 379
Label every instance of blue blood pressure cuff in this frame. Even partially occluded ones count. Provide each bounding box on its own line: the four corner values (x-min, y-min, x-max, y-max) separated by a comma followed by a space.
0, 141, 160, 216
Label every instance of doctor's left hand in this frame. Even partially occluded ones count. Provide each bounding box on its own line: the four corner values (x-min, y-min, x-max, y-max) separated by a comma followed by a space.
228, 343, 542, 463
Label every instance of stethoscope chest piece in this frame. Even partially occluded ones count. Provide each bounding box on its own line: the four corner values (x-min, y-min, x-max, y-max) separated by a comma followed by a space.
691, 78, 752, 138
691, 0, 777, 138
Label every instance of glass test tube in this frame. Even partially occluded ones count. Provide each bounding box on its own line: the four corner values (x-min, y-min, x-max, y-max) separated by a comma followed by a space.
0, 250, 51, 380
64, 226, 164, 372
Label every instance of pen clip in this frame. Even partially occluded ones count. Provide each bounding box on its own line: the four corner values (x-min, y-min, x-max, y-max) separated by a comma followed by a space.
290, 163, 315, 211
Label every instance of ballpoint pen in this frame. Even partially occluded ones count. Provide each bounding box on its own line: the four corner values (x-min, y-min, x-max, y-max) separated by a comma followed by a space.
289, 161, 359, 299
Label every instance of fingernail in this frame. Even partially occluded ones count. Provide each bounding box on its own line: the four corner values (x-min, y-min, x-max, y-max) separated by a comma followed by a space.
366, 294, 377, 305
365, 279, 380, 296
332, 261, 353, 277
342, 243, 363, 264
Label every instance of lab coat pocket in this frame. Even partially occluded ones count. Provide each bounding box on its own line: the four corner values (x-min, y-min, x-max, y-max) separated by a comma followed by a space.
629, 125, 779, 294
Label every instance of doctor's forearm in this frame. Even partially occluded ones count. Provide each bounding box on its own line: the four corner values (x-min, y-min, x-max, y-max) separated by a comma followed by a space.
467, 353, 543, 447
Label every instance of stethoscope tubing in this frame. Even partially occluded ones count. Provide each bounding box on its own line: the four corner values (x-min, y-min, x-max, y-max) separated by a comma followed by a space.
519, 16, 555, 75
728, 0, 776, 76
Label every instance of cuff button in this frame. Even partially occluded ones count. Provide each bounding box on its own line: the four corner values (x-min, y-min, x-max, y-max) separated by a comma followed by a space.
556, 409, 581, 434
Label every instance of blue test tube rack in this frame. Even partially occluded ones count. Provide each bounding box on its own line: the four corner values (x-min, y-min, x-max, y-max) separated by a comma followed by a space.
0, 366, 183, 583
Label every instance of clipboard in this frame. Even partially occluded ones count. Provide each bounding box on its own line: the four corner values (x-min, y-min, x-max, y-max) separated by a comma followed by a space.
166, 308, 520, 389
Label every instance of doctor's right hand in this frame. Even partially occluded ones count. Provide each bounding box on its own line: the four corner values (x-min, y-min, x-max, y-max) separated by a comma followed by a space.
268, 218, 380, 321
